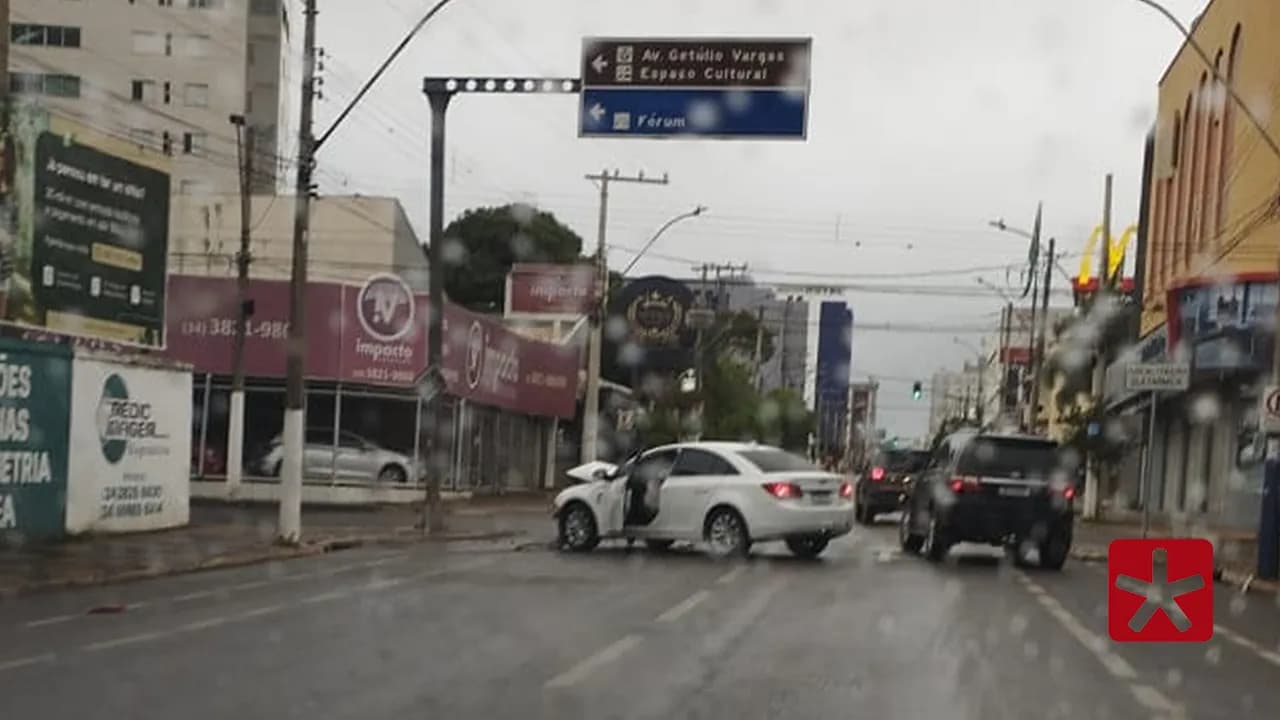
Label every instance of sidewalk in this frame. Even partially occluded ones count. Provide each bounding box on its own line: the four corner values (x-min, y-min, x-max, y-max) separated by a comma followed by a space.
1072, 515, 1278, 595
0, 496, 555, 597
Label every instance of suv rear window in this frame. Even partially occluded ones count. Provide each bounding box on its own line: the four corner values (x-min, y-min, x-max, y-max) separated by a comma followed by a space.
738, 449, 818, 473
877, 450, 929, 472
955, 437, 1059, 479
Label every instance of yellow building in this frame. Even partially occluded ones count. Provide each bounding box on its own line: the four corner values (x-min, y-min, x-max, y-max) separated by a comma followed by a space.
1130, 0, 1280, 529
1141, 0, 1279, 333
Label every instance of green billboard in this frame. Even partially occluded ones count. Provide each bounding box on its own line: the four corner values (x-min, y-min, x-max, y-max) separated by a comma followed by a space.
0, 337, 71, 542
1, 104, 170, 347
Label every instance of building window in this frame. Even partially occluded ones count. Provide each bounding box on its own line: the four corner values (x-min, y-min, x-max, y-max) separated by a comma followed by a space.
165, 33, 173, 56
163, 81, 172, 104
132, 31, 164, 55
188, 0, 221, 8
129, 128, 157, 149
162, 131, 173, 155
11, 24, 81, 48
130, 79, 156, 102
183, 83, 209, 107
251, 0, 276, 15
180, 34, 210, 57
10, 72, 81, 98
182, 131, 207, 156
158, 0, 174, 7
1218, 25, 1242, 236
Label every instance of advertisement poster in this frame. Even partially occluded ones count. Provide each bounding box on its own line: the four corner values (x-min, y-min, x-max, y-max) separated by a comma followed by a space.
0, 337, 71, 541
506, 263, 597, 316
65, 358, 191, 534
1, 105, 170, 347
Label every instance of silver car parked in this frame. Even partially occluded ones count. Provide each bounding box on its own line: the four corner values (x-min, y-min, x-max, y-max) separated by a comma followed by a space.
257, 428, 417, 484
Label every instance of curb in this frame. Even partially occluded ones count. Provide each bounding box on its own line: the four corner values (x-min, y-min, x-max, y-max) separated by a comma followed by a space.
1, 529, 518, 597
1069, 544, 1279, 597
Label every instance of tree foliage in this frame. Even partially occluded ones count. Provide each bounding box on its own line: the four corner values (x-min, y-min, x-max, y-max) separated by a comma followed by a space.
441, 204, 584, 311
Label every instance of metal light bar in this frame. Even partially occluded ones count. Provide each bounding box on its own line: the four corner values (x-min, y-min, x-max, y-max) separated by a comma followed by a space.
422, 77, 581, 95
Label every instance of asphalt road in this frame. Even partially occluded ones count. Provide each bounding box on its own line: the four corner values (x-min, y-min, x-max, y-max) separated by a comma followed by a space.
1, 519, 1278, 719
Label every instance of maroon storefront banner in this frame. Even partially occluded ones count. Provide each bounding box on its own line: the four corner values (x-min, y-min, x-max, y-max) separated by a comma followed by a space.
506, 263, 597, 316
165, 274, 581, 418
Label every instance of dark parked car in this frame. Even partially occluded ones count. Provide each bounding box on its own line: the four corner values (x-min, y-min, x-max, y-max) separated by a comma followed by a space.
855, 447, 929, 524
898, 431, 1075, 570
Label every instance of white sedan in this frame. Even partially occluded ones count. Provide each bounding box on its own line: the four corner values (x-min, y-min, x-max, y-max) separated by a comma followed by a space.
553, 442, 854, 559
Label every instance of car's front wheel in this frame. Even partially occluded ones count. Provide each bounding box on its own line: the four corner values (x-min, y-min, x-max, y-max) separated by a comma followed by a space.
785, 535, 829, 559
558, 502, 599, 552
855, 501, 875, 525
377, 464, 407, 484
704, 507, 750, 559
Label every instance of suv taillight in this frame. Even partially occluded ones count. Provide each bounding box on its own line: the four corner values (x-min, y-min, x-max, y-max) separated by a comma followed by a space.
869, 466, 886, 482
948, 475, 981, 493
838, 481, 853, 499
762, 482, 803, 499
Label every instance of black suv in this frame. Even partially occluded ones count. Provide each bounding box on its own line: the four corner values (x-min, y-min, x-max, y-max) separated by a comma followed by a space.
898, 431, 1075, 569
856, 447, 929, 524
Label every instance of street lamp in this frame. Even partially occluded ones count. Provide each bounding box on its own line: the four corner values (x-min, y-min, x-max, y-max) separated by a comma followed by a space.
620, 205, 708, 277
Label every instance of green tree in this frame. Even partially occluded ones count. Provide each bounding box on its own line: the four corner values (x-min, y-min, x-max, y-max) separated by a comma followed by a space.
757, 387, 814, 452
441, 204, 584, 311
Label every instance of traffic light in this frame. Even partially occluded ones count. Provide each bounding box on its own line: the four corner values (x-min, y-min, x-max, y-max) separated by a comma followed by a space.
911, 381, 922, 400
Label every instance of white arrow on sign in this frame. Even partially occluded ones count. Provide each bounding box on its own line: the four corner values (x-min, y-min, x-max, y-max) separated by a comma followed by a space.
588, 103, 606, 121
591, 54, 608, 73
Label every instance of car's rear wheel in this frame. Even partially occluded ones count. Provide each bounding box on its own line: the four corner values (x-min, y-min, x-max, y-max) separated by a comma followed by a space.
785, 535, 829, 559
377, 464, 407, 484
856, 502, 875, 525
899, 508, 924, 553
558, 502, 599, 552
922, 510, 950, 562
1039, 526, 1071, 570
644, 539, 674, 552
704, 507, 750, 559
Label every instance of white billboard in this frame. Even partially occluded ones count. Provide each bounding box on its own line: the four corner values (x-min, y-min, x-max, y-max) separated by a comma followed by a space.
65, 356, 192, 533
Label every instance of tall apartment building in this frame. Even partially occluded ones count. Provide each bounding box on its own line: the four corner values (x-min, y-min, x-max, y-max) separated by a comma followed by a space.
9, 0, 300, 197
684, 276, 810, 395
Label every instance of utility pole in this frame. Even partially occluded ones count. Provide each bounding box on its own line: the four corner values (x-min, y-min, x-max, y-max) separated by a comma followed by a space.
1023, 205, 1042, 431
580, 169, 668, 464
1084, 174, 1113, 520
226, 114, 254, 497
1029, 237, 1055, 436
278, 0, 318, 544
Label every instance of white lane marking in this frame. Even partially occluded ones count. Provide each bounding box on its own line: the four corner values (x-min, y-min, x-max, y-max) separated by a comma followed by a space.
300, 589, 350, 605
1017, 573, 1137, 680
1215, 624, 1280, 667
716, 566, 746, 585
544, 634, 642, 689
366, 576, 406, 590
656, 590, 710, 623
83, 630, 166, 652
229, 580, 271, 591
24, 614, 78, 628
1129, 684, 1181, 715
171, 590, 215, 602
0, 653, 55, 672
238, 603, 286, 619
179, 616, 229, 632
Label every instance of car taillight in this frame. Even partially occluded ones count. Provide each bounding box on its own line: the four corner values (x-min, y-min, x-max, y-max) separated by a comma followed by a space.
762, 482, 803, 499
1062, 486, 1076, 500
948, 475, 980, 493
838, 481, 853, 499
870, 466, 885, 482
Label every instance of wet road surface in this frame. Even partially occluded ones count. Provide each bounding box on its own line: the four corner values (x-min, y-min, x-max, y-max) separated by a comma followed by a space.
1, 519, 1278, 719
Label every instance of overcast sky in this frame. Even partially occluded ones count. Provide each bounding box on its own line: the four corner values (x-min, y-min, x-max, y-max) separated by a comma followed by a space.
313, 0, 1208, 439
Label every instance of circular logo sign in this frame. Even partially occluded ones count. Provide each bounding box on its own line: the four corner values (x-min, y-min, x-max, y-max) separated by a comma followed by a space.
465, 321, 485, 389
97, 373, 130, 464
356, 273, 415, 342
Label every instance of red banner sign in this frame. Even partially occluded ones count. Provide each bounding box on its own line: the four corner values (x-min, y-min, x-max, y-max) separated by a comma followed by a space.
507, 263, 597, 316
165, 275, 581, 418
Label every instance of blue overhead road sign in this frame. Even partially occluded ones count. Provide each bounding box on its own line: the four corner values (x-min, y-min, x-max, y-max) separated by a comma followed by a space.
578, 37, 811, 140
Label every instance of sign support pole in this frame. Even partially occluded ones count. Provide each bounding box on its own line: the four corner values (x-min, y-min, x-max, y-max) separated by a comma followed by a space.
1141, 390, 1157, 538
